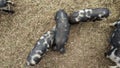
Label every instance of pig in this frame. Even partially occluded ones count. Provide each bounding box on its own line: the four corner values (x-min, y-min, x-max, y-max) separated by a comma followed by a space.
105, 20, 120, 68
53, 9, 70, 54
69, 8, 110, 24
0, 0, 15, 13
26, 26, 55, 66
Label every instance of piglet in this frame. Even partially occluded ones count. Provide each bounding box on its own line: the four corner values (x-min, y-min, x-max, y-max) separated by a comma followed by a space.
105, 20, 120, 68
0, 0, 15, 13
69, 8, 110, 24
53, 9, 70, 54
26, 26, 55, 66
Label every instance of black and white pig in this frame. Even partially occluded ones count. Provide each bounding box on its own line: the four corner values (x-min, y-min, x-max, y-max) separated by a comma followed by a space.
105, 20, 120, 68
53, 9, 70, 54
26, 26, 55, 66
0, 0, 15, 13
69, 8, 110, 24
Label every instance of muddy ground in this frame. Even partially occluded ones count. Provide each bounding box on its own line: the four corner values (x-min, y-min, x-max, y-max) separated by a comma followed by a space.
0, 0, 120, 68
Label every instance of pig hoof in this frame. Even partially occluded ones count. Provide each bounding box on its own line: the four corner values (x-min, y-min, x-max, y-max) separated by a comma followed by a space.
53, 46, 57, 51
60, 48, 65, 54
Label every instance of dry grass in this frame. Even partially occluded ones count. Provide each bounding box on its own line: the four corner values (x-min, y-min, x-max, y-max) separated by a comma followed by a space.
0, 0, 120, 68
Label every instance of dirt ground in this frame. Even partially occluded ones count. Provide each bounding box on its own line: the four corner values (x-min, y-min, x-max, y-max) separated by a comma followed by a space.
1, 0, 120, 68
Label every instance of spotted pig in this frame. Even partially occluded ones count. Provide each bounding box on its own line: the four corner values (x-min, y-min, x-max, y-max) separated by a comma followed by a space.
69, 8, 110, 24
26, 26, 55, 66
0, 0, 15, 13
105, 20, 120, 68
